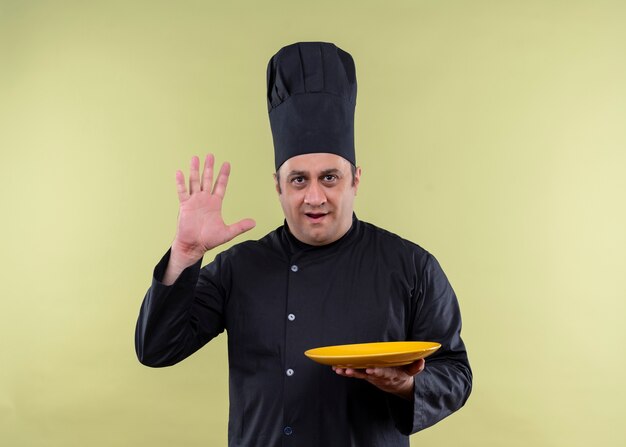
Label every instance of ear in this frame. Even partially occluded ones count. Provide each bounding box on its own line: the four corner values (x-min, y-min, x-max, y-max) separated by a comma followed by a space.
353, 166, 362, 195
273, 172, 281, 195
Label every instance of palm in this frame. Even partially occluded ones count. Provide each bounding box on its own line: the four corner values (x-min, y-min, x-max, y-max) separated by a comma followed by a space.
177, 192, 228, 251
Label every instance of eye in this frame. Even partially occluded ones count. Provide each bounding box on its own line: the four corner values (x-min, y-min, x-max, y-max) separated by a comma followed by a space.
290, 176, 306, 185
322, 174, 337, 182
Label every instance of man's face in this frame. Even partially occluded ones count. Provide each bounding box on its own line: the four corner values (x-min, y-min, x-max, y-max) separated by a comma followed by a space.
275, 153, 361, 246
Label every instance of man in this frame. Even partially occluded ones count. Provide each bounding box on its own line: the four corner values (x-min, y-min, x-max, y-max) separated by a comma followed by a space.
135, 41, 472, 446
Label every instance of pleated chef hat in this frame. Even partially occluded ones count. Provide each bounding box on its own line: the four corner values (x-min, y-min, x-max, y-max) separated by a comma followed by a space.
266, 41, 357, 170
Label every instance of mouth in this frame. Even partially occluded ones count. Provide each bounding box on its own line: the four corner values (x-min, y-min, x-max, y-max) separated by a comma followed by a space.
305, 212, 328, 222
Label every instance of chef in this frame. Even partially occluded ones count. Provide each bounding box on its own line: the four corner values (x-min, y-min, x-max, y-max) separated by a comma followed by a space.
135, 41, 472, 446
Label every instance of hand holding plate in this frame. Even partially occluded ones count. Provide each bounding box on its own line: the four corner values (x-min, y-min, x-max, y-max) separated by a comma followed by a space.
332, 359, 425, 400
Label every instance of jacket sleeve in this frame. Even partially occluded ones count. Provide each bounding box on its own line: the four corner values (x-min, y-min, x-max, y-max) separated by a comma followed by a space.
388, 252, 473, 434
134, 247, 227, 367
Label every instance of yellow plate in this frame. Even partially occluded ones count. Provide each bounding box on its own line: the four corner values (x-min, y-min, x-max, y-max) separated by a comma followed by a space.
304, 341, 441, 369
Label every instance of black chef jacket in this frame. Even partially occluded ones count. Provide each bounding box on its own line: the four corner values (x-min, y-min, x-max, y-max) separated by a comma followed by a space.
135, 215, 472, 446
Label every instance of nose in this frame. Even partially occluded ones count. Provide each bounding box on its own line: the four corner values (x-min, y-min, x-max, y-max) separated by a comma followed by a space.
304, 181, 326, 206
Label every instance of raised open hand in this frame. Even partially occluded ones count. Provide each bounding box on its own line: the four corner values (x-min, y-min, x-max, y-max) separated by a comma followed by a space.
168, 154, 256, 272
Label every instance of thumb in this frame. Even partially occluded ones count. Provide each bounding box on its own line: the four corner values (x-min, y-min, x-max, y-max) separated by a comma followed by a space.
226, 218, 256, 240
403, 359, 426, 377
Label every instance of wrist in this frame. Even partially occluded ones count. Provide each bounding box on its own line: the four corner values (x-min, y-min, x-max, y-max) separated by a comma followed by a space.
170, 241, 204, 269
394, 377, 415, 401
161, 245, 203, 286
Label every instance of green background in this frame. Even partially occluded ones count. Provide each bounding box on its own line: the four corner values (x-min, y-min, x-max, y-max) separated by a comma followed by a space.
1, 0, 625, 445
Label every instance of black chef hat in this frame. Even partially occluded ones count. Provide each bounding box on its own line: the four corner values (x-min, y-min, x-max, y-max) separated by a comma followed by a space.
266, 41, 357, 171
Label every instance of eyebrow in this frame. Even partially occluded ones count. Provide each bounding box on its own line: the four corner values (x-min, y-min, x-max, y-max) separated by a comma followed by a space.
287, 168, 343, 177
287, 170, 308, 177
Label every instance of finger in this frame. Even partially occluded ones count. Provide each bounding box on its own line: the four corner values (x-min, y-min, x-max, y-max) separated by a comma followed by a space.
225, 218, 256, 240
365, 367, 387, 378
334, 367, 349, 376
344, 368, 369, 379
212, 162, 231, 198
175, 170, 188, 202
189, 156, 200, 194
201, 153, 214, 192
334, 367, 367, 379
369, 367, 400, 381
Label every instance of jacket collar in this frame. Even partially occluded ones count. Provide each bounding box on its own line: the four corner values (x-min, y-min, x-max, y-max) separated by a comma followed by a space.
280, 212, 360, 257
